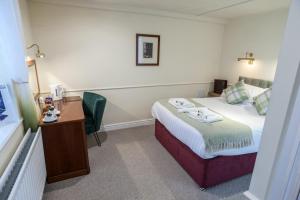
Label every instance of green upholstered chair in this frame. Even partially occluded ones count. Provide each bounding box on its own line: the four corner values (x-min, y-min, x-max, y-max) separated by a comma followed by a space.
82, 92, 106, 146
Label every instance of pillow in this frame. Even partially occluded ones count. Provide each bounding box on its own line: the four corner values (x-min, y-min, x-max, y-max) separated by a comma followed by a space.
224, 80, 249, 104
244, 83, 268, 103
253, 88, 271, 115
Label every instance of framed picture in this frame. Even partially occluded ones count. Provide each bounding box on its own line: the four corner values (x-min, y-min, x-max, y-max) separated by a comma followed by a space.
136, 34, 160, 66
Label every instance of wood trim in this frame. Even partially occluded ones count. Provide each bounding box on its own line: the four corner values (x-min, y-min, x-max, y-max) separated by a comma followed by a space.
81, 117, 90, 174
136, 34, 160, 66
40, 81, 212, 94
100, 118, 155, 132
243, 191, 260, 200
46, 169, 90, 183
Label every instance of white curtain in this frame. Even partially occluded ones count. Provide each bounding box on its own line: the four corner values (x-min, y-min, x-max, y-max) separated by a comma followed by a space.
0, 0, 38, 131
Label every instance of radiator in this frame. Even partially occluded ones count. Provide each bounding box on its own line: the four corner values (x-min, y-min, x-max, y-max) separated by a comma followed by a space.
0, 127, 46, 200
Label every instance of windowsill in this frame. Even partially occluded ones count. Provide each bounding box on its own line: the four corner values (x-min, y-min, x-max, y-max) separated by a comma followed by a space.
0, 120, 23, 152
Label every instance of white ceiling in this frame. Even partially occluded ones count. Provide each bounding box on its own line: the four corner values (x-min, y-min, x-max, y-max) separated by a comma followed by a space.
205, 0, 290, 18
34, 0, 291, 19
84, 0, 252, 16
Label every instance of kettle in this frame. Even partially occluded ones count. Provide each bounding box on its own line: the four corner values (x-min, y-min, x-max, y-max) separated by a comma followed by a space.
50, 84, 64, 101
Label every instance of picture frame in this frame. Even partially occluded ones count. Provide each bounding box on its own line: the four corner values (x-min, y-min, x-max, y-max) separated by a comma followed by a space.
136, 34, 160, 66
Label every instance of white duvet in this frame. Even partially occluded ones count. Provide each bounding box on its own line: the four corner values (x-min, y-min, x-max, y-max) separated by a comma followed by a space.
151, 97, 265, 159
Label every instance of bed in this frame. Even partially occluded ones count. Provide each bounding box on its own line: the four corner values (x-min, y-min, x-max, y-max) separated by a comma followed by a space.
151, 76, 272, 188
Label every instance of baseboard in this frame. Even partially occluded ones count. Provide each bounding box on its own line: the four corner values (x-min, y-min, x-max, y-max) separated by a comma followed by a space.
100, 118, 155, 132
243, 191, 260, 200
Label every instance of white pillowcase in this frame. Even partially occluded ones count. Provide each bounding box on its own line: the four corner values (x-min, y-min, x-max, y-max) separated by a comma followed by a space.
243, 83, 268, 103
220, 91, 225, 97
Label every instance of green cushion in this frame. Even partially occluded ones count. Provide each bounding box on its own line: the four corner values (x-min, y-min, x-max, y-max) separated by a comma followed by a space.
224, 80, 249, 104
82, 92, 107, 134
85, 116, 96, 134
253, 88, 271, 115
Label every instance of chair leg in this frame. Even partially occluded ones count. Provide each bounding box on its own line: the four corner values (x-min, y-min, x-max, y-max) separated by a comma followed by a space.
93, 132, 101, 146
96, 132, 101, 146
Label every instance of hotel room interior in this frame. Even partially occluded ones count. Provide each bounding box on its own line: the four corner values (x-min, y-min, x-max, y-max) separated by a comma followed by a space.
1, 0, 300, 199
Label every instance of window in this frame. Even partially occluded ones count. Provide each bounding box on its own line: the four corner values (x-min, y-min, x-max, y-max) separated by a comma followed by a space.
0, 85, 8, 121
0, 84, 16, 127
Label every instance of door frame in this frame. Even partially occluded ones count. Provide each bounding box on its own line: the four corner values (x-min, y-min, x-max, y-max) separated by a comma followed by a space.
244, 0, 300, 199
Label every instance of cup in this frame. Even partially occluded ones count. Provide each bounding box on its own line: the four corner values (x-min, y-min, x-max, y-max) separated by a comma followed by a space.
48, 106, 56, 115
44, 111, 54, 121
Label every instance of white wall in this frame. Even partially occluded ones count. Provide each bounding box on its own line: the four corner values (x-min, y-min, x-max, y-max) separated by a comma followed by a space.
29, 2, 225, 126
19, 0, 33, 47
219, 9, 288, 84
28, 3, 288, 128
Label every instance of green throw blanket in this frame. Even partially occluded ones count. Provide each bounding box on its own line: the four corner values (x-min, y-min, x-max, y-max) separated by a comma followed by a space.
158, 99, 253, 153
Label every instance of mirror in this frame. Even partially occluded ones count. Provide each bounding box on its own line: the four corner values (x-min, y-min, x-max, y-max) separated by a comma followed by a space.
27, 59, 40, 99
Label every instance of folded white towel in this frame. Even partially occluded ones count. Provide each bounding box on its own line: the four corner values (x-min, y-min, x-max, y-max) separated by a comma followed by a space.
178, 107, 208, 113
168, 98, 195, 109
188, 113, 223, 123
187, 107, 223, 123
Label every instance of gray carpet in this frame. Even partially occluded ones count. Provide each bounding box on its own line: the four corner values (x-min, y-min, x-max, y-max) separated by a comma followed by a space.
43, 125, 251, 200
223, 193, 250, 200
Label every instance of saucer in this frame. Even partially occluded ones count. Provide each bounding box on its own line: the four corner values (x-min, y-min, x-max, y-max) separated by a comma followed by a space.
43, 115, 58, 123
51, 109, 60, 116
44, 109, 61, 116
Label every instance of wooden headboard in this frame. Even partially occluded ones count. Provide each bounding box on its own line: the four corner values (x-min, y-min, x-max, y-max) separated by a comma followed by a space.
239, 76, 272, 88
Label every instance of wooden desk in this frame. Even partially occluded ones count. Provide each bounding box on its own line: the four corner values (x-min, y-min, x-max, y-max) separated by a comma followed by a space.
39, 97, 90, 183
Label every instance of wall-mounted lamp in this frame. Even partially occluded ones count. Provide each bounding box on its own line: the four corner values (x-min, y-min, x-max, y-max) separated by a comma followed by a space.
27, 43, 45, 58
237, 52, 255, 64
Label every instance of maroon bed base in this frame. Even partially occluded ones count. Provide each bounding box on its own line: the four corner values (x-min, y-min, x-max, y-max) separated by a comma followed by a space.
155, 120, 257, 188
